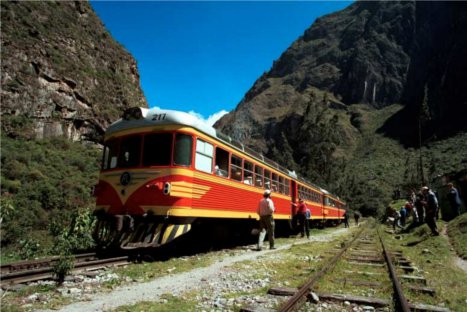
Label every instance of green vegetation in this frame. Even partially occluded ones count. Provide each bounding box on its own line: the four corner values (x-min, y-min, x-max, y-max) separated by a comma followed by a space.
381, 222, 467, 311
447, 213, 467, 259
0, 132, 100, 259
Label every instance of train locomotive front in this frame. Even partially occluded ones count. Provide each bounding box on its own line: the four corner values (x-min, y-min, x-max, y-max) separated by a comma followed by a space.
93, 108, 287, 249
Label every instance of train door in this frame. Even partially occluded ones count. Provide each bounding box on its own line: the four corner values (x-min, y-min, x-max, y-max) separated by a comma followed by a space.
291, 180, 297, 215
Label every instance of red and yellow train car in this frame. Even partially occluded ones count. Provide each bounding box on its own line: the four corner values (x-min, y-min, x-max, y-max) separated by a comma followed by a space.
93, 107, 346, 249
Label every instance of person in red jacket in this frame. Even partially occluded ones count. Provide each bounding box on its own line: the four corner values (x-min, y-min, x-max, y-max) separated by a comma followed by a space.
296, 198, 310, 239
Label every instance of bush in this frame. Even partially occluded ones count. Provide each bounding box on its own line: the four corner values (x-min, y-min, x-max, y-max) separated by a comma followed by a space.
0, 134, 100, 253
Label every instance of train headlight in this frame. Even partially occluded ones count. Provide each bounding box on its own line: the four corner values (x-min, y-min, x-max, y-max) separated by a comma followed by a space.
163, 182, 171, 195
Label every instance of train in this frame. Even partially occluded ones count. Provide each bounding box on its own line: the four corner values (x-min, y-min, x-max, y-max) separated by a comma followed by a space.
92, 107, 346, 249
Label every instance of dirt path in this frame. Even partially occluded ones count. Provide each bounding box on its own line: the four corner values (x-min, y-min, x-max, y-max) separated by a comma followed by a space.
440, 224, 467, 273
39, 228, 350, 312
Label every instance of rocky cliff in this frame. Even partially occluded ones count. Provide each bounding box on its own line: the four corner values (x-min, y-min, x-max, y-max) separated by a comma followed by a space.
381, 1, 467, 143
1, 1, 147, 142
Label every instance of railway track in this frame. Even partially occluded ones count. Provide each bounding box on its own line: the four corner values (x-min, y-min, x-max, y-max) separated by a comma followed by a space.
241, 224, 451, 312
0, 253, 130, 288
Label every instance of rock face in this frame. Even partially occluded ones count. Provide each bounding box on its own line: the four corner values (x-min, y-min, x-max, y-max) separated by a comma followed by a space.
216, 1, 467, 152
1, 1, 147, 142
269, 1, 415, 107
383, 1, 467, 143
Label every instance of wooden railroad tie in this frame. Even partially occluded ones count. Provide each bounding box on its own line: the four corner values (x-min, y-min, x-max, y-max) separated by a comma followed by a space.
408, 285, 436, 296
346, 261, 385, 267
344, 270, 383, 276
240, 306, 275, 312
408, 303, 451, 312
267, 287, 390, 307
397, 265, 415, 273
400, 274, 427, 285
345, 256, 384, 263
336, 278, 383, 287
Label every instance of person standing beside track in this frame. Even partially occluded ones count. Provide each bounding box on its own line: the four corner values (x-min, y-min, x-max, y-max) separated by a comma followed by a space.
354, 211, 361, 226
296, 199, 310, 239
343, 210, 349, 228
422, 186, 440, 236
257, 189, 276, 250
447, 182, 462, 217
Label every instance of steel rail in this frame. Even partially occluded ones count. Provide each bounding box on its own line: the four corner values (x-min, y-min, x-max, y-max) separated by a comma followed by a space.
277, 226, 366, 312
377, 228, 411, 312
1, 253, 97, 275
0, 256, 129, 287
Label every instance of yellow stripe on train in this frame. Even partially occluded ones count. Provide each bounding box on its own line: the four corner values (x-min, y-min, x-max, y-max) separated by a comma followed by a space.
161, 224, 192, 244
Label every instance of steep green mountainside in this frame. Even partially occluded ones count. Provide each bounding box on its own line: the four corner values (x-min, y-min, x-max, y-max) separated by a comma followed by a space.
216, 1, 467, 214
0, 1, 147, 253
1, 134, 100, 255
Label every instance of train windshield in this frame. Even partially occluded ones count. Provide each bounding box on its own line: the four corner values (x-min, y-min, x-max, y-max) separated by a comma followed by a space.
102, 132, 193, 170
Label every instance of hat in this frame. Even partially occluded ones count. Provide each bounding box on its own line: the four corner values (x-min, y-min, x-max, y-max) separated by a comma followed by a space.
421, 186, 429, 191
264, 189, 271, 196
299, 198, 304, 202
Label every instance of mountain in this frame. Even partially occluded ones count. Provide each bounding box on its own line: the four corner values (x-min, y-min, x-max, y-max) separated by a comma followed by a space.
0, 1, 147, 251
216, 1, 467, 213
1, 1, 147, 142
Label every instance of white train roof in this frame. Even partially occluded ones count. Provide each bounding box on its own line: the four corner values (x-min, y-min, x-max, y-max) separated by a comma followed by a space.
106, 108, 217, 138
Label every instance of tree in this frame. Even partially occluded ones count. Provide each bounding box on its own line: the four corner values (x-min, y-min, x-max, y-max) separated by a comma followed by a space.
418, 84, 431, 186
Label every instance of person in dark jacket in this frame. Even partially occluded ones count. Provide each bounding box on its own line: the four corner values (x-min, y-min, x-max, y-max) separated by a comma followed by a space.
343, 211, 349, 228
447, 183, 462, 217
422, 186, 439, 236
354, 211, 361, 226
414, 193, 425, 224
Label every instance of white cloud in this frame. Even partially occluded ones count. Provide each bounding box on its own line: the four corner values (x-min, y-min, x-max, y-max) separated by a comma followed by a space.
188, 109, 229, 127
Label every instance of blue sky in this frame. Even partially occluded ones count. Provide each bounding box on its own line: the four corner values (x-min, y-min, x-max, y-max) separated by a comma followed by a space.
91, 1, 352, 125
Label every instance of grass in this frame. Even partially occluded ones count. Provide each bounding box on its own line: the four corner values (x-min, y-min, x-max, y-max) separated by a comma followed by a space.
380, 222, 467, 311
447, 213, 467, 259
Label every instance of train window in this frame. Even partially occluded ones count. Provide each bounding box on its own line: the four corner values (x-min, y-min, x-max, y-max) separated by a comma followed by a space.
243, 161, 254, 185
254, 166, 263, 187
271, 173, 279, 192
264, 169, 271, 190
279, 176, 284, 194
102, 139, 119, 169
173, 134, 193, 166
284, 178, 290, 195
143, 133, 172, 166
195, 139, 213, 173
215, 147, 229, 177
118, 135, 142, 168
230, 155, 242, 182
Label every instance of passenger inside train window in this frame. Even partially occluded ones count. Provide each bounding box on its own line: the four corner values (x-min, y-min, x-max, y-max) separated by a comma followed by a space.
243, 161, 254, 185
255, 166, 264, 187
230, 155, 243, 182
215, 147, 229, 177
243, 176, 253, 185
264, 169, 271, 189
215, 165, 228, 177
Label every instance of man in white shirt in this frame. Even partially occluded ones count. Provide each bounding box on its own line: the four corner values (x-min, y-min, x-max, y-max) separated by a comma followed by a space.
257, 189, 276, 250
